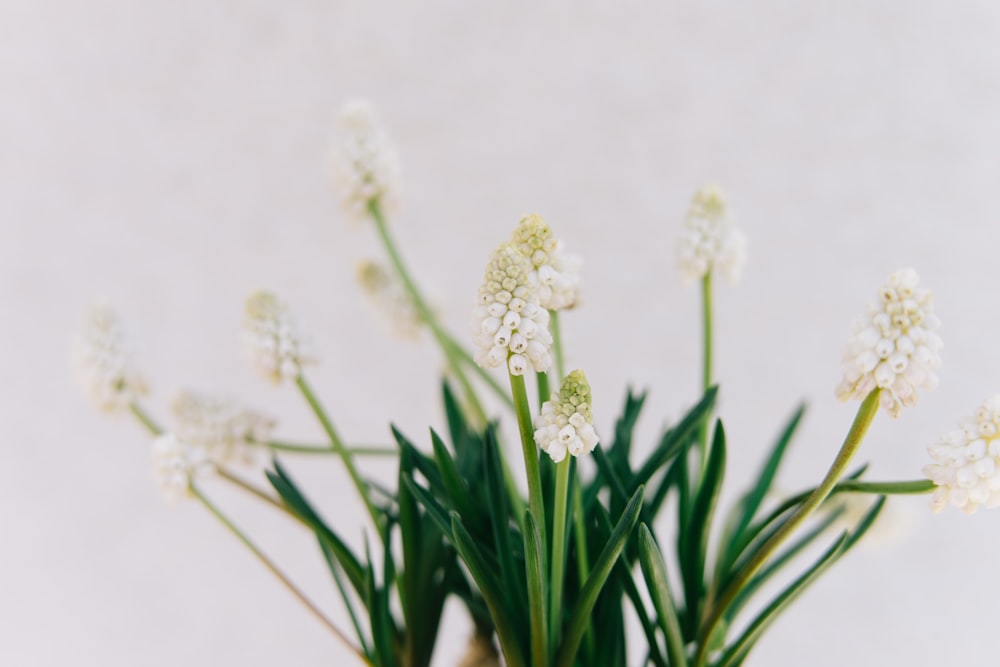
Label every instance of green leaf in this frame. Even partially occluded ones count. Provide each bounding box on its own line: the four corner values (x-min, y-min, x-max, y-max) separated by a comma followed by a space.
397, 446, 423, 666
555, 487, 644, 667
484, 426, 521, 611
451, 514, 527, 667
523, 511, 549, 667
402, 476, 454, 538
637, 524, 687, 667
431, 428, 482, 526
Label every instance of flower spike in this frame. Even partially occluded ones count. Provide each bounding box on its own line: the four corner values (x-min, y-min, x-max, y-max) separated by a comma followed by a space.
924, 395, 1000, 514
533, 369, 599, 462
676, 184, 747, 285
151, 433, 204, 503
73, 303, 147, 413
243, 291, 314, 384
331, 98, 401, 219
171, 390, 275, 466
510, 213, 581, 311
836, 269, 942, 418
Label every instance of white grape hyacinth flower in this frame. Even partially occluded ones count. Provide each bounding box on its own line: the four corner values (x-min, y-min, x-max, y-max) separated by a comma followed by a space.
533, 370, 599, 463
510, 213, 582, 311
924, 395, 1000, 514
331, 98, 401, 219
676, 184, 747, 286
836, 269, 942, 418
152, 433, 206, 504
171, 391, 275, 466
243, 291, 315, 384
473, 243, 553, 376
73, 303, 147, 412
357, 260, 422, 340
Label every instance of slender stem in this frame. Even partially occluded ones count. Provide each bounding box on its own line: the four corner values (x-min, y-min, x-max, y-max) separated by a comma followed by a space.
264, 440, 396, 456
695, 389, 881, 666
571, 480, 593, 656
368, 199, 489, 425
549, 458, 572, 647
700, 273, 713, 394
549, 309, 566, 380
536, 372, 551, 412
510, 372, 547, 556
129, 401, 163, 436
214, 466, 292, 516
294, 375, 381, 532
191, 484, 370, 665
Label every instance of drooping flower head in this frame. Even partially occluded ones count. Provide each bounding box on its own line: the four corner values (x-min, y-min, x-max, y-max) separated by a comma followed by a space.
924, 395, 1000, 514
357, 260, 422, 340
243, 291, 314, 384
835, 269, 942, 418
73, 303, 147, 412
676, 184, 747, 285
510, 213, 581, 311
331, 98, 401, 219
151, 433, 204, 503
473, 243, 553, 376
171, 390, 275, 466
533, 370, 599, 463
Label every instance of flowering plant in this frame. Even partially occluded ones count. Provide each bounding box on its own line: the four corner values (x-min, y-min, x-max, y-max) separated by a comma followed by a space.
76, 100, 983, 667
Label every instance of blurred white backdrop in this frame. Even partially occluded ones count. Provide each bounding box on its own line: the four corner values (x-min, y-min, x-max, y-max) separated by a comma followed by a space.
4, 1, 1000, 665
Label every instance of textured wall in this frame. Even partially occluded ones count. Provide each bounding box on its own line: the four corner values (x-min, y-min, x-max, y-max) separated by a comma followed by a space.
4, 2, 1000, 665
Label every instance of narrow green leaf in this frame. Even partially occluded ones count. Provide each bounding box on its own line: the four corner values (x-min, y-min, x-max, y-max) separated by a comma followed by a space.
637, 524, 687, 667
555, 487, 644, 667
484, 427, 521, 611
431, 428, 481, 524
523, 511, 549, 667
615, 555, 670, 667
451, 514, 527, 667
403, 476, 454, 538
397, 447, 423, 666
319, 543, 371, 658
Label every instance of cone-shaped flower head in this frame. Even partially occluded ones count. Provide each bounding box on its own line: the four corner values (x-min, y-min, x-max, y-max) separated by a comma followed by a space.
357, 260, 422, 340
533, 370, 599, 463
243, 291, 314, 383
836, 269, 942, 418
171, 390, 275, 466
73, 303, 147, 412
473, 243, 553, 376
924, 395, 1000, 514
676, 184, 747, 285
151, 433, 204, 503
510, 213, 581, 311
331, 98, 401, 219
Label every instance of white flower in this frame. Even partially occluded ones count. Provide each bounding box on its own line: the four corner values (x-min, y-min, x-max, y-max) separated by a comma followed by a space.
924, 395, 1000, 514
357, 260, 422, 340
243, 291, 315, 384
533, 370, 599, 463
676, 184, 747, 285
510, 213, 581, 311
472, 243, 553, 376
171, 390, 275, 466
151, 433, 205, 503
331, 98, 401, 219
835, 269, 942, 418
73, 303, 147, 412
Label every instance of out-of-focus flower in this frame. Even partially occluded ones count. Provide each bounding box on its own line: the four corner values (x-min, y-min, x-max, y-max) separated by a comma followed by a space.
510, 213, 581, 311
456, 633, 501, 667
357, 260, 422, 340
835, 269, 942, 418
676, 184, 747, 285
171, 390, 275, 466
331, 98, 401, 219
73, 303, 147, 412
151, 433, 204, 503
472, 243, 553, 376
533, 370, 599, 463
243, 291, 314, 384
924, 395, 1000, 514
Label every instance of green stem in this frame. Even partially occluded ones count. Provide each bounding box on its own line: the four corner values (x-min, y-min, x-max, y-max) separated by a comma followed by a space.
549, 309, 566, 380
695, 389, 882, 666
700, 273, 713, 394
191, 483, 370, 665
264, 441, 396, 456
214, 465, 292, 517
536, 372, 551, 412
368, 199, 489, 425
295, 374, 381, 532
758, 478, 934, 530
549, 458, 572, 647
510, 372, 547, 557
571, 481, 593, 656
129, 401, 163, 436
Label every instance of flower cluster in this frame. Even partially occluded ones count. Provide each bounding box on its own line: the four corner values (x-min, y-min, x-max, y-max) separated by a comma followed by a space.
151, 433, 204, 503
243, 291, 314, 384
533, 370, 599, 463
357, 260, 422, 340
472, 243, 553, 376
73, 303, 147, 412
331, 99, 401, 218
510, 213, 581, 311
924, 395, 1000, 514
835, 269, 942, 418
676, 184, 747, 285
171, 390, 275, 466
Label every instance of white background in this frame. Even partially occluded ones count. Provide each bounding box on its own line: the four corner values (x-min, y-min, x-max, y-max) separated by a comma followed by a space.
4, 2, 1000, 665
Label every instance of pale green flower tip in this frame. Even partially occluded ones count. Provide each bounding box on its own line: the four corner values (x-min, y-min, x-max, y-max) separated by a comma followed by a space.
558, 369, 593, 422
511, 213, 558, 268
510, 213, 582, 311
690, 184, 728, 219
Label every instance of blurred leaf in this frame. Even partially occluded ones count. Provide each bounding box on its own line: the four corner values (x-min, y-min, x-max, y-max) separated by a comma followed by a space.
637, 524, 687, 667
